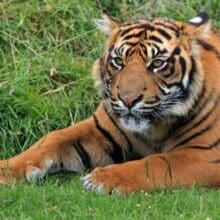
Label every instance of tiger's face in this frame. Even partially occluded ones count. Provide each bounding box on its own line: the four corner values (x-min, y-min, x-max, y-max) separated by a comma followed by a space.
93, 13, 209, 131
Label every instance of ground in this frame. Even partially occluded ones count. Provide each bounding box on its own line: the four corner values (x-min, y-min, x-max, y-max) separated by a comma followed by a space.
0, 0, 220, 219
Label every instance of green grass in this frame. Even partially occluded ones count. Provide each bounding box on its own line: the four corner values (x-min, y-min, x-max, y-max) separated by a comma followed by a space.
1, 175, 220, 219
0, 0, 220, 219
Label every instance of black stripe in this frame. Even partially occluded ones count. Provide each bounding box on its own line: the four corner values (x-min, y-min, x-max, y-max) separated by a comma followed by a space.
157, 83, 169, 95
160, 48, 168, 54
128, 48, 136, 57
179, 56, 186, 75
140, 43, 148, 56
171, 55, 195, 98
138, 49, 146, 61
197, 39, 220, 59
120, 24, 143, 36
106, 51, 113, 70
149, 35, 163, 43
170, 87, 206, 135
118, 42, 139, 56
154, 22, 177, 30
188, 138, 220, 150
123, 29, 145, 40
170, 46, 181, 57
154, 22, 179, 37
120, 28, 133, 37
93, 114, 125, 163
118, 43, 127, 55
125, 47, 133, 57
175, 96, 219, 139
145, 24, 155, 32
187, 56, 196, 88
73, 141, 92, 169
172, 125, 212, 149
100, 58, 110, 98
151, 43, 160, 55
150, 44, 168, 57
110, 96, 117, 102
156, 28, 172, 40
160, 78, 182, 89
103, 105, 133, 153
139, 106, 154, 110
144, 97, 160, 104
121, 22, 144, 28
124, 42, 139, 47
60, 162, 64, 170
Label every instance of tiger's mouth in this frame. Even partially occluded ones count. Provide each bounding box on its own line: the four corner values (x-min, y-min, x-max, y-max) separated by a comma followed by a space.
111, 104, 157, 131
110, 87, 188, 128
111, 100, 158, 121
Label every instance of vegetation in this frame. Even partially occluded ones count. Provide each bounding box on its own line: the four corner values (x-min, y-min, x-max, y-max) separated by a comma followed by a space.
0, 0, 219, 219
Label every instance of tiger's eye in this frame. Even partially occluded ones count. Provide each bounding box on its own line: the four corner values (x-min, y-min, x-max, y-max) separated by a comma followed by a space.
114, 57, 124, 66
151, 59, 164, 68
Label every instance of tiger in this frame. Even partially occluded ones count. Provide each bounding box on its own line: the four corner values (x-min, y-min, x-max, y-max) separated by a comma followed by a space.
0, 11, 219, 195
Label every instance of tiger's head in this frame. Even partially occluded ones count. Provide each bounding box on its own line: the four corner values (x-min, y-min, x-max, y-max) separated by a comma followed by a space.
93, 12, 210, 131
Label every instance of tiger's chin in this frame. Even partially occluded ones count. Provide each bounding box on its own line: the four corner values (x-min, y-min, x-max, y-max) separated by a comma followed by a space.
119, 115, 151, 132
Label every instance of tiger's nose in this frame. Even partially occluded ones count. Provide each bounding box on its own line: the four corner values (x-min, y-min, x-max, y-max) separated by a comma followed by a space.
118, 94, 143, 107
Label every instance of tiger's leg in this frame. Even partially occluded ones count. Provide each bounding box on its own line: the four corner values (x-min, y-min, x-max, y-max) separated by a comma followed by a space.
0, 106, 131, 184
0, 119, 97, 184
82, 148, 220, 195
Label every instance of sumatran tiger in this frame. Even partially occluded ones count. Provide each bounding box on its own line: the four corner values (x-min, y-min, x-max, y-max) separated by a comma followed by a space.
0, 12, 219, 195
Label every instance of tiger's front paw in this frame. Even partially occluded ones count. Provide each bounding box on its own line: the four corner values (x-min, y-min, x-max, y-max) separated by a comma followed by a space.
0, 160, 43, 185
81, 160, 148, 195
82, 167, 129, 195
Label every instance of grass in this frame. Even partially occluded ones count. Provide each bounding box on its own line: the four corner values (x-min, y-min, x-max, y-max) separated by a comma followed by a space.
1, 175, 220, 219
0, 0, 220, 219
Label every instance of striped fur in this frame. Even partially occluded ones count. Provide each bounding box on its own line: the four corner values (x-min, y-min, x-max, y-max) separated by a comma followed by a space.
0, 12, 220, 195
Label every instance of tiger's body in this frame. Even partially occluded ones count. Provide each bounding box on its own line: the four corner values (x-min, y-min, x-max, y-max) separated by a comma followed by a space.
0, 12, 220, 194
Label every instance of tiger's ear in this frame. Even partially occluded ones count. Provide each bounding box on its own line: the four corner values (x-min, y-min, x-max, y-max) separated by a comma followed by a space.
92, 11, 120, 36
179, 12, 211, 41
